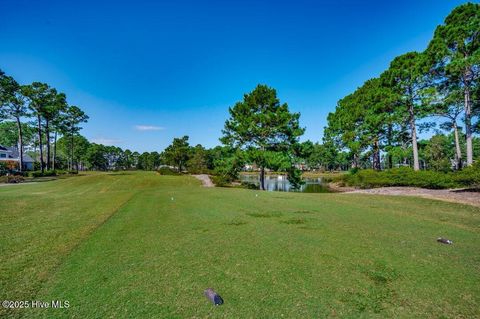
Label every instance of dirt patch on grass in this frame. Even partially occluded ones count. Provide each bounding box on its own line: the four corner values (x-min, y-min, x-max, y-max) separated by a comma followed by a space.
192, 174, 214, 187
343, 187, 480, 208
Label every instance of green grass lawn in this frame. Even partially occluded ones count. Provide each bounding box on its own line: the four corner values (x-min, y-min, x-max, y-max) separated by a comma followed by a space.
1, 172, 479, 318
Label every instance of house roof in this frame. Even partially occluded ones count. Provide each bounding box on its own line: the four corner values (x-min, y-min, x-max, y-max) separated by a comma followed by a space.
0, 145, 34, 162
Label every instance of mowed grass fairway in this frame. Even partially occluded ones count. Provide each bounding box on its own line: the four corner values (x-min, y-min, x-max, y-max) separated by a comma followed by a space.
1, 172, 479, 318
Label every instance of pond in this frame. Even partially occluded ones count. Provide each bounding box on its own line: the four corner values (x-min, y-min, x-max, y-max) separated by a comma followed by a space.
239, 174, 332, 193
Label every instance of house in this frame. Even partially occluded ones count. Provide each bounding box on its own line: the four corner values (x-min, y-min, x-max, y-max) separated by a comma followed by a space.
0, 145, 35, 170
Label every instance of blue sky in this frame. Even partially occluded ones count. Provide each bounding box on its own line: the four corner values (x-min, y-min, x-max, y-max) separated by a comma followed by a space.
0, 0, 467, 152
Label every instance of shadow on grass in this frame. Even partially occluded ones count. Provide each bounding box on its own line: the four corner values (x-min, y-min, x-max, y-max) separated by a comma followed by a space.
451, 188, 480, 193
28, 173, 88, 183
341, 261, 401, 314
26, 177, 58, 183
290, 210, 315, 214
298, 225, 320, 230
362, 261, 400, 285
225, 220, 248, 226
246, 212, 283, 218
281, 217, 307, 225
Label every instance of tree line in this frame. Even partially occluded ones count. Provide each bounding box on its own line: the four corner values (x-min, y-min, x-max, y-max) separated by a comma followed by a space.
1, 3, 478, 186
324, 3, 479, 171
0, 117, 236, 175
0, 70, 88, 172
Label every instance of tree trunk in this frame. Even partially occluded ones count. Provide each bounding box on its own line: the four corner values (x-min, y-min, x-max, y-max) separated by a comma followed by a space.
408, 102, 420, 171
53, 131, 57, 171
351, 153, 358, 169
464, 86, 473, 166
45, 119, 51, 170
260, 166, 265, 190
16, 117, 24, 171
387, 124, 393, 169
177, 161, 182, 172
37, 115, 44, 173
71, 132, 75, 171
372, 138, 381, 170
453, 122, 463, 170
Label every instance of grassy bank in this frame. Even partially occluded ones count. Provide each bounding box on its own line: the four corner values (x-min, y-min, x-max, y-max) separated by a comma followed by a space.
1, 172, 479, 318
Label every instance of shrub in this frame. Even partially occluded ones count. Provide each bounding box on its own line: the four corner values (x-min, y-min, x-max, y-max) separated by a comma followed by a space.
240, 181, 258, 189
0, 175, 25, 183
28, 170, 57, 178
156, 167, 180, 175
454, 162, 480, 188
349, 167, 360, 175
0, 162, 8, 176
11, 170, 26, 176
211, 175, 232, 187
28, 171, 40, 178
341, 167, 458, 189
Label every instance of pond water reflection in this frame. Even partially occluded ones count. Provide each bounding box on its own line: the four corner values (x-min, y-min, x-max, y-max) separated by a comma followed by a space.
239, 174, 332, 193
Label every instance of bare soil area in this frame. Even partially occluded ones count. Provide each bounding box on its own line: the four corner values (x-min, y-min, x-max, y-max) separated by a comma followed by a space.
192, 174, 214, 187
344, 187, 480, 207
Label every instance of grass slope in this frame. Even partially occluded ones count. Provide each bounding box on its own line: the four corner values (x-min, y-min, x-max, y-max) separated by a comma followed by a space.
1, 172, 479, 318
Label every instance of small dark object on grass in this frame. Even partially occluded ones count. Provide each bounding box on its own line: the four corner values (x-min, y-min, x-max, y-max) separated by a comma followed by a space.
204, 288, 224, 306
437, 237, 453, 245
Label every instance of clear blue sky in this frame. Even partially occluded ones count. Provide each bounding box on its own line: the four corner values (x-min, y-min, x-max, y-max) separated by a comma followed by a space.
0, 0, 467, 152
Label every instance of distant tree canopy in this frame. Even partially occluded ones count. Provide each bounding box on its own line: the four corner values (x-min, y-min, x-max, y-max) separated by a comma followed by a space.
136, 151, 161, 171
163, 136, 191, 172
324, 2, 479, 171
221, 84, 304, 190
1, 2, 478, 180
56, 135, 90, 170
187, 144, 209, 174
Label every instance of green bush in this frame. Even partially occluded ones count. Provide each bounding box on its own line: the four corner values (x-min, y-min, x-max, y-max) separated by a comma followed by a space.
240, 181, 258, 189
0, 162, 8, 176
210, 175, 232, 187
28, 171, 40, 178
342, 168, 458, 189
27, 170, 81, 177
28, 170, 57, 178
454, 162, 480, 188
156, 167, 180, 175
349, 167, 360, 175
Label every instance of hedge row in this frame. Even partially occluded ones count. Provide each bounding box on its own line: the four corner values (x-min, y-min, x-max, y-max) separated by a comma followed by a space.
27, 170, 78, 178
339, 165, 480, 189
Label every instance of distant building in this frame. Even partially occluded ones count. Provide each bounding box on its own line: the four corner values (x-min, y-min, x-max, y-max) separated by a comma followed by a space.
0, 145, 35, 170
243, 164, 258, 171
